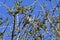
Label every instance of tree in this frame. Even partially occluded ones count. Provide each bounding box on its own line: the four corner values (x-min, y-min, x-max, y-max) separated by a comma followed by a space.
0, 0, 60, 40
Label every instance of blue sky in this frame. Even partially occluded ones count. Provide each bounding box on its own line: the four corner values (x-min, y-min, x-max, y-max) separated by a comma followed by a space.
0, 0, 60, 40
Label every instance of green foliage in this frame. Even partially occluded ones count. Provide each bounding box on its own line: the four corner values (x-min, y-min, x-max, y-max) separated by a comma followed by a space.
0, 22, 3, 25
14, 2, 23, 14
0, 33, 4, 38
0, 18, 2, 20
14, 3, 20, 10
0, 17, 3, 25
57, 18, 60, 23
25, 6, 30, 11
34, 19, 39, 22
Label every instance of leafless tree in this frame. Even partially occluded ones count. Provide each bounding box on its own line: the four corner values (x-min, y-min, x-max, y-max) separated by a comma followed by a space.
0, 0, 60, 40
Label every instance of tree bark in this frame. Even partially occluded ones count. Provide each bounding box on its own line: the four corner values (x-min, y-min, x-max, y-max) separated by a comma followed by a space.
11, 15, 16, 40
